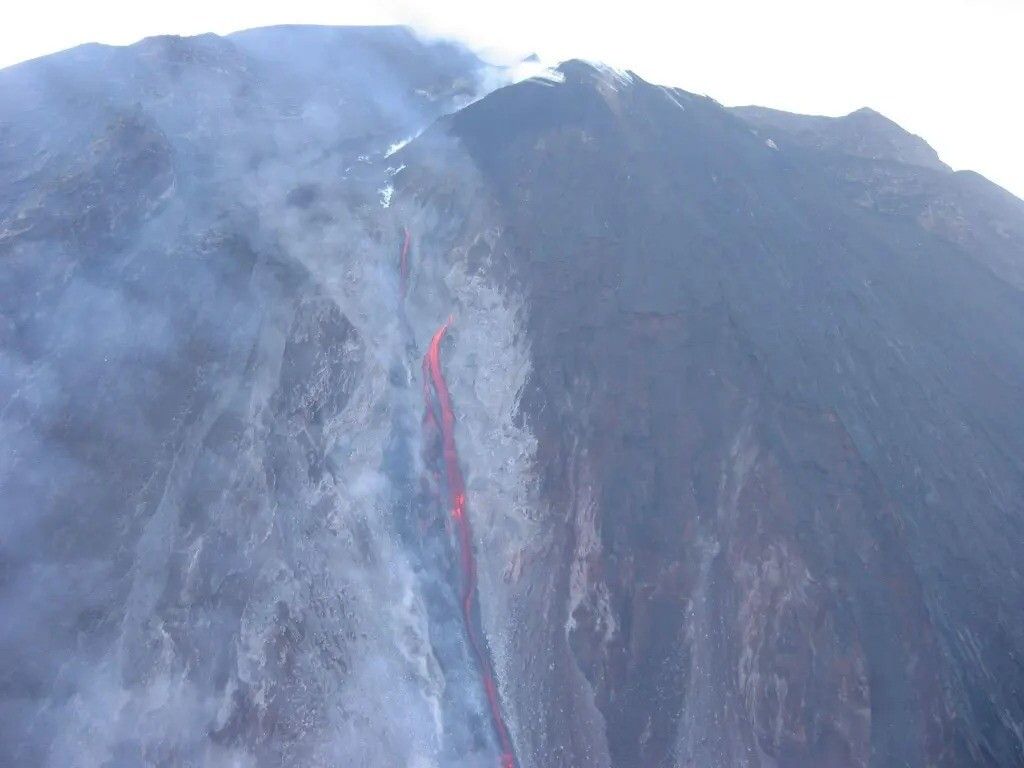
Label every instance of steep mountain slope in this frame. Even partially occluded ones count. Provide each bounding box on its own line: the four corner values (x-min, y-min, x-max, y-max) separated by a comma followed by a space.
0, 26, 502, 767
2, 27, 1023, 768
392, 61, 1024, 767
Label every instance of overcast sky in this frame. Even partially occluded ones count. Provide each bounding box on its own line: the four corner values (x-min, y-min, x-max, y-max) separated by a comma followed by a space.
4, 0, 1023, 198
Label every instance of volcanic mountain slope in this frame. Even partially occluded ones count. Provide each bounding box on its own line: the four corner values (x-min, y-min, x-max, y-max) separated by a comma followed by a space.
2, 25, 1024, 768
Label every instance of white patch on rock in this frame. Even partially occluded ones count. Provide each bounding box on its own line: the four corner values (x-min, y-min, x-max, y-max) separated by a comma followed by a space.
384, 137, 411, 158
661, 86, 689, 111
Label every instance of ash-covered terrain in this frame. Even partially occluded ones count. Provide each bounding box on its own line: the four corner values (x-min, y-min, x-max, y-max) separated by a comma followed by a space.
2, 25, 1023, 768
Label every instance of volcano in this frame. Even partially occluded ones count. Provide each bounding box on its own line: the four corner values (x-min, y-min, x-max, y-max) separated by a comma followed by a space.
2, 25, 1024, 768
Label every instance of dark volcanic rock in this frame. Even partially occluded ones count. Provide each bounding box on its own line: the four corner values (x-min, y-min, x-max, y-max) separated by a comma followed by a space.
732, 105, 949, 170
2, 28, 1024, 768
402, 61, 1024, 767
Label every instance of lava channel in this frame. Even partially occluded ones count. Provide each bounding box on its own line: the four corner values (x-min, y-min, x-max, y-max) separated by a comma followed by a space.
422, 318, 516, 768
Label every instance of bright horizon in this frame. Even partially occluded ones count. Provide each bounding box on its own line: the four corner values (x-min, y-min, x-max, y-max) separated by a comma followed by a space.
4, 0, 1023, 200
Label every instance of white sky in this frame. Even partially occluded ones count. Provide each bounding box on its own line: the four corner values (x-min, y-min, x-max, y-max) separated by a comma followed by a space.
3, 0, 1023, 199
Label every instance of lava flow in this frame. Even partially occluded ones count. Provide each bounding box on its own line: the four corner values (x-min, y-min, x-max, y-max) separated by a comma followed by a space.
398, 227, 411, 300
422, 318, 516, 768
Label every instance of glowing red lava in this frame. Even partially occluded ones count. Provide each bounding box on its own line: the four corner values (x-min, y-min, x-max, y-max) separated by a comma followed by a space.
399, 227, 411, 300
422, 318, 516, 768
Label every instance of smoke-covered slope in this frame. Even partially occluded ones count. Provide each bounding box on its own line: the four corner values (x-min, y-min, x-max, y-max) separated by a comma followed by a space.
2, 27, 1024, 768
0, 25, 503, 767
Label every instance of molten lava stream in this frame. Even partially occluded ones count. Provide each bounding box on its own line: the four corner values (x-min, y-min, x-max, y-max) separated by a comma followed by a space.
422, 318, 516, 768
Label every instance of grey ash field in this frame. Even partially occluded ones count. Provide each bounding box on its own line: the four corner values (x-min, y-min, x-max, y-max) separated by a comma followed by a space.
2, 24, 1024, 768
